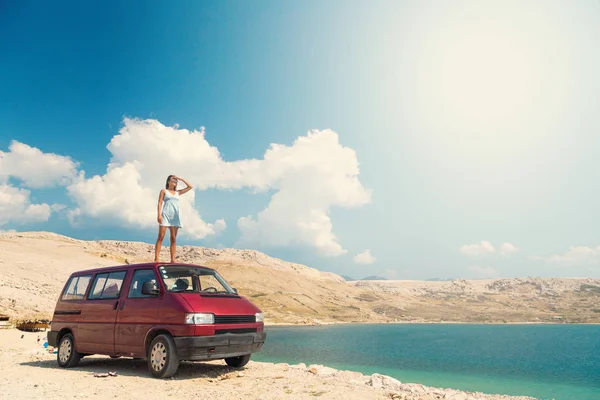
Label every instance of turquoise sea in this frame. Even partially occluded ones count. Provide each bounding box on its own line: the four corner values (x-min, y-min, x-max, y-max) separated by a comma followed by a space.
253, 324, 600, 400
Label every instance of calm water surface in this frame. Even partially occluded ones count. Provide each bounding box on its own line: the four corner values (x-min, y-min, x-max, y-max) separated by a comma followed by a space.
253, 324, 600, 400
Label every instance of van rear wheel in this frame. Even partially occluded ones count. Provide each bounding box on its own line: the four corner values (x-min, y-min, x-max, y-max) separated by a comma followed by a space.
57, 333, 82, 368
225, 354, 251, 368
148, 334, 179, 378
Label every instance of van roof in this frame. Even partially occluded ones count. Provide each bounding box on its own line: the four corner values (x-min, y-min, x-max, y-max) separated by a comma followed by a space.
71, 262, 216, 276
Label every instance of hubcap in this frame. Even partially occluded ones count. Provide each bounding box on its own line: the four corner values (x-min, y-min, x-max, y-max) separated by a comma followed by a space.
59, 338, 72, 363
150, 342, 167, 372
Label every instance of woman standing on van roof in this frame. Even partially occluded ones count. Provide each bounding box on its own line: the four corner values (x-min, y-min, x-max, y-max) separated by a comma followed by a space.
154, 175, 193, 263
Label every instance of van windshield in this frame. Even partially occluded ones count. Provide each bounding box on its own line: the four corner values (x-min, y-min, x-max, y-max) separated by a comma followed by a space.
158, 265, 236, 295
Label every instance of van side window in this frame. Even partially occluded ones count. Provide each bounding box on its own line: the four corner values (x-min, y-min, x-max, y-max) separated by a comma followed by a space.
88, 271, 127, 300
61, 275, 92, 300
128, 269, 158, 298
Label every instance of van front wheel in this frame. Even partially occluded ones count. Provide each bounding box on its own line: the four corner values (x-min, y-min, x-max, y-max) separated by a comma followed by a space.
148, 334, 179, 378
225, 354, 251, 368
57, 333, 82, 368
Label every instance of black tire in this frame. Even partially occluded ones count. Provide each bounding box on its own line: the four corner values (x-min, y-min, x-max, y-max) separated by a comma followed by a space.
147, 334, 179, 378
57, 333, 82, 368
225, 354, 251, 368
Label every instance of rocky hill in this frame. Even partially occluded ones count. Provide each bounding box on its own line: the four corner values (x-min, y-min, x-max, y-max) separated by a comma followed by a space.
1, 232, 599, 324
0, 231, 380, 324
351, 278, 600, 323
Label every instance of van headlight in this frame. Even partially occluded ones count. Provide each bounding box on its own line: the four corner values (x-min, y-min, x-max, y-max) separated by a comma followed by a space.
185, 313, 215, 325
255, 312, 264, 322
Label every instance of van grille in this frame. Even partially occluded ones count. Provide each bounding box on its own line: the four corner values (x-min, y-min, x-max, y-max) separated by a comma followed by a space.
214, 315, 255, 324
215, 328, 257, 335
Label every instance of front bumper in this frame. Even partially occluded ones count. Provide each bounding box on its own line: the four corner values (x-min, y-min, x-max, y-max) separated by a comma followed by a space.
174, 332, 267, 361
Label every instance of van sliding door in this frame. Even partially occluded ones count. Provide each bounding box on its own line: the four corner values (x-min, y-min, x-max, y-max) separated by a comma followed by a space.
77, 271, 127, 354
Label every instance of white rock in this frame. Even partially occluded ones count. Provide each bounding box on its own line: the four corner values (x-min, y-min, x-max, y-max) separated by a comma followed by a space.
401, 383, 426, 393
369, 374, 383, 390
367, 373, 403, 391
290, 363, 306, 370
307, 364, 337, 376
332, 370, 367, 384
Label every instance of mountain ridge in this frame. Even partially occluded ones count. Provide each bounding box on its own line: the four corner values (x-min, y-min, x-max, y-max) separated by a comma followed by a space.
1, 231, 599, 325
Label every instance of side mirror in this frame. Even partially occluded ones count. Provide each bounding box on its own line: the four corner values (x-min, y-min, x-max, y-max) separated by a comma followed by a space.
232, 288, 238, 294
141, 281, 160, 296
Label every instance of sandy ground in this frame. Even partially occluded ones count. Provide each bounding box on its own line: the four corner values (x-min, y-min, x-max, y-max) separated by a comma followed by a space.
0, 329, 537, 400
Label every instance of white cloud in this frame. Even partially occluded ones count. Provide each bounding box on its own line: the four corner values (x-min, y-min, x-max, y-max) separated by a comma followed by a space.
353, 249, 377, 264
500, 242, 519, 255
236, 129, 371, 256
467, 265, 499, 279
459, 241, 496, 256
68, 163, 156, 226
0, 118, 369, 254
68, 118, 370, 253
64, 118, 234, 238
539, 246, 600, 267
67, 162, 226, 239
0, 142, 74, 226
0, 141, 78, 187
51, 204, 67, 212
0, 185, 52, 225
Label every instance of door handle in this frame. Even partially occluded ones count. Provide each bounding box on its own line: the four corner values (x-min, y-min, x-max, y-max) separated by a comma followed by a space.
119, 301, 125, 310
113, 300, 119, 310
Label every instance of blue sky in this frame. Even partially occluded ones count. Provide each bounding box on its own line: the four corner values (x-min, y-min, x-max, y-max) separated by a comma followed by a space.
1, 0, 600, 280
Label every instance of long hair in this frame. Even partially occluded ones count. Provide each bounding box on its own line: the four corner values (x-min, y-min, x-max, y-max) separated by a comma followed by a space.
165, 175, 175, 189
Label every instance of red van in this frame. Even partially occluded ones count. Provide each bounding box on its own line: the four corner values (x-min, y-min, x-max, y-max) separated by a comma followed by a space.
48, 262, 267, 378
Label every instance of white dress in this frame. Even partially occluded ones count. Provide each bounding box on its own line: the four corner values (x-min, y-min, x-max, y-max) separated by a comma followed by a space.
160, 190, 181, 228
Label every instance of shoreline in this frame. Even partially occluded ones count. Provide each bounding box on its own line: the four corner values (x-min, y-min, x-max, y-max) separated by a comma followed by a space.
264, 320, 600, 327
0, 328, 538, 400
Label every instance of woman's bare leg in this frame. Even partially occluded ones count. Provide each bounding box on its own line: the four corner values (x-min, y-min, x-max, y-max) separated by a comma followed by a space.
154, 226, 167, 262
169, 227, 179, 263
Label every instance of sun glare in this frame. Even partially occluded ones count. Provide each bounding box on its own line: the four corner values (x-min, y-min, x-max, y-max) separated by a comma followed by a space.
438, 33, 534, 123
